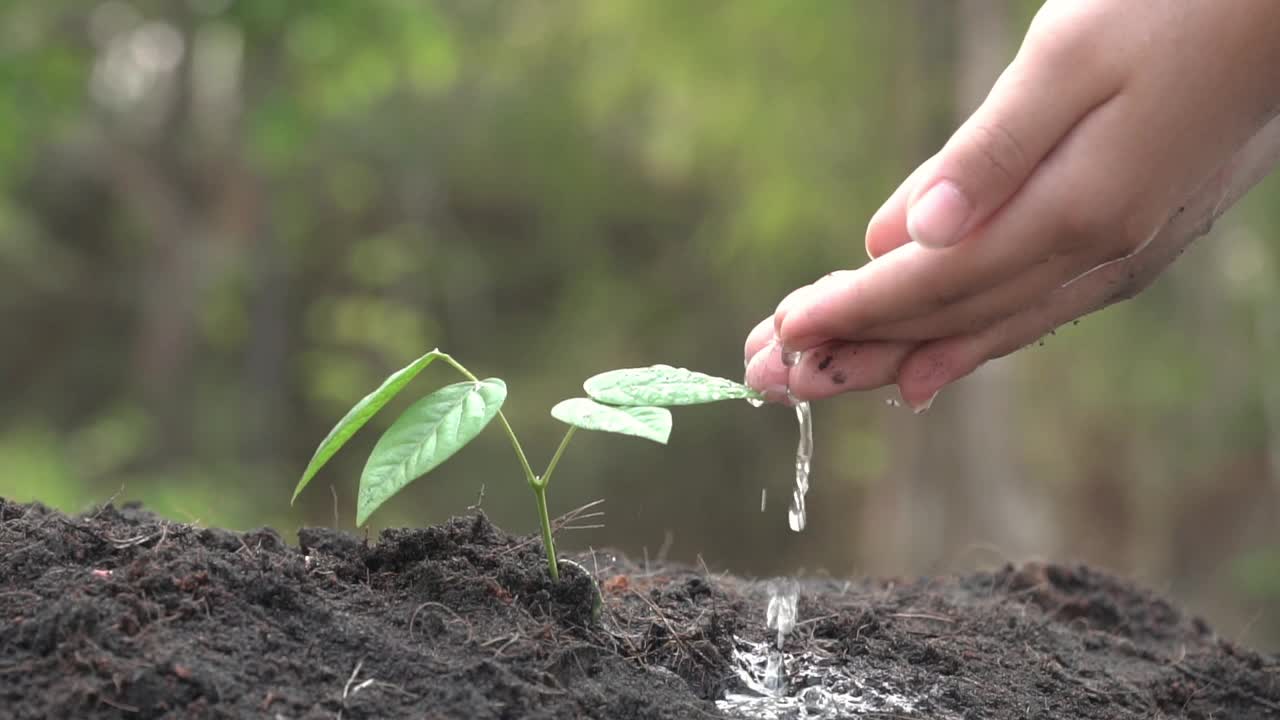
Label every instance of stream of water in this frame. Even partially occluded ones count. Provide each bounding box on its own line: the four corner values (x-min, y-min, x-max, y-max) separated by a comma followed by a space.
721, 343, 943, 717
722, 344, 818, 715
787, 395, 813, 532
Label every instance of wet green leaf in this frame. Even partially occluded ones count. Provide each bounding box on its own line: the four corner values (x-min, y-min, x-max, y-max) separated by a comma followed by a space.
293, 350, 445, 503
550, 398, 672, 444
584, 365, 762, 406
357, 379, 506, 525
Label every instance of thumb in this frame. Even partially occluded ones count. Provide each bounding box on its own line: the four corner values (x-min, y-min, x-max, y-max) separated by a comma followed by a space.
867, 32, 1119, 255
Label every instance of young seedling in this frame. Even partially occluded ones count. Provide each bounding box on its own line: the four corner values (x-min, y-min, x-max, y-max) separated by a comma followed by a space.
292, 351, 761, 581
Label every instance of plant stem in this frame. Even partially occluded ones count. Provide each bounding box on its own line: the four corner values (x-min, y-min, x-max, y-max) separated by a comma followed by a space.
533, 485, 559, 582
494, 413, 538, 487
438, 351, 561, 581
438, 353, 537, 487
538, 427, 577, 491
528, 426, 576, 583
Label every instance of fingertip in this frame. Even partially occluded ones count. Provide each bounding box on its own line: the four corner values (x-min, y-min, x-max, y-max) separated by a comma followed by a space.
786, 340, 912, 401
774, 271, 857, 352
902, 387, 940, 414
744, 316, 774, 363
896, 379, 940, 414
906, 180, 972, 249
865, 208, 900, 260
866, 162, 926, 259
775, 298, 831, 356
744, 339, 789, 398
776, 328, 825, 359
772, 283, 816, 338
895, 338, 981, 411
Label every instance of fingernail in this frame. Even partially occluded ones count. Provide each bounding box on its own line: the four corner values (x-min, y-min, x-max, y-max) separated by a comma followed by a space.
910, 390, 940, 415
907, 181, 971, 248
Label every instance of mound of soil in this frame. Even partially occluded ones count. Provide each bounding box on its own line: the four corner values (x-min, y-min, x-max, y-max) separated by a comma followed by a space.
1, 497, 1277, 719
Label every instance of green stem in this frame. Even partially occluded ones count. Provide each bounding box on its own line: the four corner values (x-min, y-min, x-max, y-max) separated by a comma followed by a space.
438, 351, 559, 581
534, 485, 559, 582
528, 427, 576, 584
438, 352, 537, 487
494, 412, 538, 487
538, 427, 577, 491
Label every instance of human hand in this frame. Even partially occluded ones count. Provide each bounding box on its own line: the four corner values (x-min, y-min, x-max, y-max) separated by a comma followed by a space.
745, 0, 1280, 409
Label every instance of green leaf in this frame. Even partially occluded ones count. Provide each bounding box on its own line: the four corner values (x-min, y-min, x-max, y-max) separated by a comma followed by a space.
357, 379, 506, 525
551, 398, 672, 444
584, 364, 763, 406
293, 350, 445, 504
293, 350, 445, 503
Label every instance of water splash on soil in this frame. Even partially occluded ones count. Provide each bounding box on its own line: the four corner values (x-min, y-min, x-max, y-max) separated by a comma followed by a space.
716, 636, 929, 719
766, 580, 799, 650
762, 579, 800, 694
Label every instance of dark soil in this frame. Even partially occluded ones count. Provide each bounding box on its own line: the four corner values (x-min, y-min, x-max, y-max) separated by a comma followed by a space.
2, 497, 1277, 719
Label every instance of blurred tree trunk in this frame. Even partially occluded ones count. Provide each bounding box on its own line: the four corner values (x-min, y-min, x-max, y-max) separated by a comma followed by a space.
106, 8, 200, 468
862, 0, 1050, 574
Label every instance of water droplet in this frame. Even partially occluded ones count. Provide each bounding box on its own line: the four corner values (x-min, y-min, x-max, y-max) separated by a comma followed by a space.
760, 488, 767, 512
781, 348, 801, 367
884, 397, 901, 408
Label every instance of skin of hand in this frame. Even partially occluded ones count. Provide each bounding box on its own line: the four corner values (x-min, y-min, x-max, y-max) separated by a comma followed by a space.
744, 0, 1280, 410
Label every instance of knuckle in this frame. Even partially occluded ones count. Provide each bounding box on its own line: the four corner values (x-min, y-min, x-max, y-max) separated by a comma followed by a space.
1020, 6, 1120, 98
961, 121, 1029, 187
1023, 6, 1095, 70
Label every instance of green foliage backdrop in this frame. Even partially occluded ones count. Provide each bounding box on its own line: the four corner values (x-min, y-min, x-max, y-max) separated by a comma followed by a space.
2, 0, 1278, 650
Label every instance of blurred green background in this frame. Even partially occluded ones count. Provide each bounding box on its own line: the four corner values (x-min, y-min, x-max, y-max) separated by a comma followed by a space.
3, 0, 1279, 650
